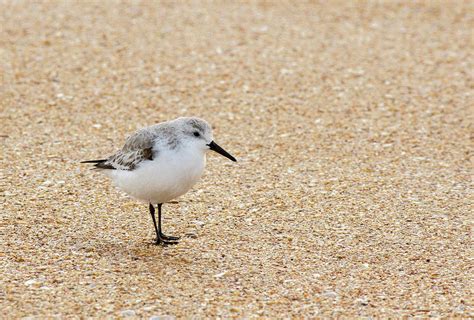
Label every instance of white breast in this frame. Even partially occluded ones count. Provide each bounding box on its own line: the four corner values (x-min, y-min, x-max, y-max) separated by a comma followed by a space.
109, 146, 206, 204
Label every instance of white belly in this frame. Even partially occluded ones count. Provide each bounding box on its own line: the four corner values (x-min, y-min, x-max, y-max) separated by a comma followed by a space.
108, 149, 206, 204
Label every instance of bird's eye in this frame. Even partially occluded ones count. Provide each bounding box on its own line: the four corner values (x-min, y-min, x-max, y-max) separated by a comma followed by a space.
193, 131, 200, 137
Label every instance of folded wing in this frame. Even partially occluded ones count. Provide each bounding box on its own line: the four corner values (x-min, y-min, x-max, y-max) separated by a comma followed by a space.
82, 127, 157, 171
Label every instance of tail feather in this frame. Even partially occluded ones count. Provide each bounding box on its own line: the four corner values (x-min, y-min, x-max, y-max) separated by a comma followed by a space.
81, 159, 115, 170
80, 159, 106, 164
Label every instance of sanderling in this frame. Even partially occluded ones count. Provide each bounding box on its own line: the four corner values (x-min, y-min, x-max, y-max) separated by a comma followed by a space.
81, 117, 236, 245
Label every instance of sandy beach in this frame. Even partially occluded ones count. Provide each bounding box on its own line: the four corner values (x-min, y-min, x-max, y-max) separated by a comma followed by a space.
1, 1, 472, 318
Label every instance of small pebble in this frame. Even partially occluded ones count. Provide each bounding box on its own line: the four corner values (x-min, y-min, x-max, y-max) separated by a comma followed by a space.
120, 310, 136, 317
149, 316, 175, 320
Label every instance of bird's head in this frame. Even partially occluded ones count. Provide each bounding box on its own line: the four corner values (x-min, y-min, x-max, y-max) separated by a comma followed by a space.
176, 117, 236, 162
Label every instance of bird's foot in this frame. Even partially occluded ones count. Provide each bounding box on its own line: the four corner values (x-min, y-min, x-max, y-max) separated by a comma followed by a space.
160, 233, 180, 241
154, 238, 179, 246
154, 233, 180, 246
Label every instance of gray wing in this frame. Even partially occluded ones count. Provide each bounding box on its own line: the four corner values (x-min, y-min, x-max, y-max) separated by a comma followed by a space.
97, 127, 157, 171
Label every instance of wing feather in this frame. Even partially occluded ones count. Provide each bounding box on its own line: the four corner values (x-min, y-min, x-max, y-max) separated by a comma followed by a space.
82, 123, 178, 171
101, 127, 157, 170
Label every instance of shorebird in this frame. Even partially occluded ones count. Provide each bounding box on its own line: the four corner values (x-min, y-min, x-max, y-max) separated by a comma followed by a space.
81, 117, 236, 245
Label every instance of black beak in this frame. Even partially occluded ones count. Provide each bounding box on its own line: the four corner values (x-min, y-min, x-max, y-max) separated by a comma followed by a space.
207, 141, 237, 162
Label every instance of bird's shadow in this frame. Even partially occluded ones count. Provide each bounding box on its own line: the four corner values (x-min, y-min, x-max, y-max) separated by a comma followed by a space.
92, 236, 203, 272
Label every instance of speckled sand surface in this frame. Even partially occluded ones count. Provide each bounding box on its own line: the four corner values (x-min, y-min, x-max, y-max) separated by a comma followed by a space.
1, 1, 473, 318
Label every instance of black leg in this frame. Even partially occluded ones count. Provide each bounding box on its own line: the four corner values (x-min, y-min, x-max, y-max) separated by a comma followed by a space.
149, 203, 161, 244
157, 203, 180, 242
149, 203, 179, 245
